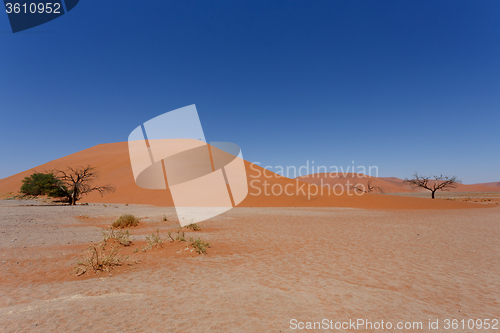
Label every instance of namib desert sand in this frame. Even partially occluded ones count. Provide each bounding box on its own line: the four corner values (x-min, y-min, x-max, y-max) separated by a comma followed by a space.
0, 142, 499, 332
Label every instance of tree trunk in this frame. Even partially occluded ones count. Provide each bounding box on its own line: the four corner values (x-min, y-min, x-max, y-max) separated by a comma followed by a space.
72, 191, 78, 205
66, 194, 73, 205
431, 190, 436, 199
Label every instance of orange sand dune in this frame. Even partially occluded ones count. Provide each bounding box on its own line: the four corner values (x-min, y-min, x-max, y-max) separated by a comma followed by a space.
297, 174, 410, 193
475, 181, 500, 188
0, 142, 494, 209
298, 173, 500, 193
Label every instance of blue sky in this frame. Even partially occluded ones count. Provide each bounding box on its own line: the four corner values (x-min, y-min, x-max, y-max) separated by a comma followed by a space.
1, 0, 499, 183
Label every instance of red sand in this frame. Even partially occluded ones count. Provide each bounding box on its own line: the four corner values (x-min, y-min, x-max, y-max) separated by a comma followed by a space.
1, 202, 499, 332
475, 182, 500, 188
297, 173, 500, 194
0, 142, 496, 210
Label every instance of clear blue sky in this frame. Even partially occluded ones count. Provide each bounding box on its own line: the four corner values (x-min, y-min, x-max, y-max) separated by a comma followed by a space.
1, 0, 499, 184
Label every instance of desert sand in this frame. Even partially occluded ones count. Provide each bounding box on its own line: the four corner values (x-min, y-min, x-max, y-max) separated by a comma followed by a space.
1, 200, 499, 332
1, 143, 499, 332
297, 173, 500, 194
0, 142, 498, 210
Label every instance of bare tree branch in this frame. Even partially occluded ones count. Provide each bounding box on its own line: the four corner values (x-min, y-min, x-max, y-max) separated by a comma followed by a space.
50, 165, 115, 205
351, 178, 384, 194
404, 173, 460, 199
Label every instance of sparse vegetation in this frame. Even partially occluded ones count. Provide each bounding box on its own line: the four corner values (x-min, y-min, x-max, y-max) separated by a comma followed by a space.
166, 228, 209, 253
112, 214, 139, 228
190, 237, 210, 254
185, 223, 201, 231
142, 228, 164, 251
75, 227, 133, 276
79, 214, 90, 219
102, 228, 132, 246
74, 244, 125, 276
162, 215, 168, 222
168, 230, 186, 242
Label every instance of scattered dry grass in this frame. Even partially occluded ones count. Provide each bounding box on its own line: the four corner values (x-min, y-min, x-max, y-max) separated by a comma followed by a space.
168, 229, 186, 242
112, 214, 139, 228
74, 244, 127, 276
102, 228, 132, 246
166, 228, 209, 254
185, 223, 201, 231
74, 226, 134, 275
190, 237, 210, 254
142, 228, 164, 251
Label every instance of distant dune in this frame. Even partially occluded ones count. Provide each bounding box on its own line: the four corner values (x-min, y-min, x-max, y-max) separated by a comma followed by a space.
0, 142, 495, 210
297, 173, 500, 194
474, 182, 500, 188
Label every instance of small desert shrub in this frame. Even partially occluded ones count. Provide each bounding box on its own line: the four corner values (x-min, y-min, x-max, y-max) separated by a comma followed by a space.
162, 215, 168, 222
79, 214, 90, 219
112, 214, 139, 228
1, 192, 14, 200
190, 237, 210, 254
125, 203, 129, 206
168, 230, 186, 242
74, 244, 125, 276
142, 228, 164, 251
185, 223, 201, 231
9, 193, 35, 200
102, 228, 131, 246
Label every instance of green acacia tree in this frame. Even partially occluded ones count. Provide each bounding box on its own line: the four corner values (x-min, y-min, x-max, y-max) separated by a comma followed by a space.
20, 172, 67, 198
20, 166, 115, 205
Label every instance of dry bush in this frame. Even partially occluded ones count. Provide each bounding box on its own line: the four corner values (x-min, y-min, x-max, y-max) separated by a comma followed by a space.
1, 192, 15, 199
190, 237, 210, 254
74, 244, 126, 276
74, 226, 135, 275
79, 214, 90, 219
162, 215, 168, 222
185, 223, 201, 231
9, 193, 35, 200
112, 214, 139, 228
142, 228, 164, 251
102, 228, 131, 246
168, 230, 186, 242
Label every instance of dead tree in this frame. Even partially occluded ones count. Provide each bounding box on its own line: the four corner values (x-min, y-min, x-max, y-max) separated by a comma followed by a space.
52, 166, 115, 205
404, 173, 460, 199
352, 178, 384, 194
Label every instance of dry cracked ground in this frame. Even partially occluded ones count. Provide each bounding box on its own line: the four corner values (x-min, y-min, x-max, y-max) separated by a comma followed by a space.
1, 200, 499, 332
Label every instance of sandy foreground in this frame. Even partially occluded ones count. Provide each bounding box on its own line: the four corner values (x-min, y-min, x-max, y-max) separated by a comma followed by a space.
0, 200, 499, 332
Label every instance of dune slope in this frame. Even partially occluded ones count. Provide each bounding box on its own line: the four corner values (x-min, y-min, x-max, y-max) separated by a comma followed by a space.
0, 142, 493, 210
